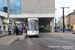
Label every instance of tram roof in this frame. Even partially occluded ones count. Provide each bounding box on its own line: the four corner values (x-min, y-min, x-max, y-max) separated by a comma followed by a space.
28, 18, 38, 20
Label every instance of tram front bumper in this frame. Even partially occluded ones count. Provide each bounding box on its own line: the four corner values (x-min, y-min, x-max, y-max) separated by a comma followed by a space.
27, 31, 39, 36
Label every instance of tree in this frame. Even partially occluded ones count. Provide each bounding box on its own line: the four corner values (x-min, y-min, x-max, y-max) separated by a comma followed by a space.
67, 24, 70, 29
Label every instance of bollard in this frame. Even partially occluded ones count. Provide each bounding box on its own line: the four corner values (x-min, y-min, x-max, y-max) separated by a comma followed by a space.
6, 31, 8, 36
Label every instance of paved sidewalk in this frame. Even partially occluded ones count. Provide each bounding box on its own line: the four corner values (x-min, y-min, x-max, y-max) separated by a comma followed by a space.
0, 35, 19, 45
0, 34, 6, 38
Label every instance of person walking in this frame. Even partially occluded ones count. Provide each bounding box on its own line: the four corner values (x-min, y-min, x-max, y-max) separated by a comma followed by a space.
23, 26, 26, 34
20, 26, 23, 35
18, 27, 20, 35
13, 26, 15, 35
25, 26, 27, 33
8, 26, 11, 35
15, 26, 19, 35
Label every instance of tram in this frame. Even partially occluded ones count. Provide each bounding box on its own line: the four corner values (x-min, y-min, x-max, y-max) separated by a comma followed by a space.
27, 18, 39, 36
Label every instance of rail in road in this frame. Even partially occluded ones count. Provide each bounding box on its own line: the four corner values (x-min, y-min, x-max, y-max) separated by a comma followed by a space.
25, 34, 72, 50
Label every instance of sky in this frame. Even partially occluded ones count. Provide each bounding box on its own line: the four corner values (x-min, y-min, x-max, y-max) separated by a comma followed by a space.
55, 0, 75, 22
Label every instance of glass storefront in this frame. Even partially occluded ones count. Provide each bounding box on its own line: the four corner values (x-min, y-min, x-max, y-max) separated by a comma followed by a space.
0, 0, 21, 14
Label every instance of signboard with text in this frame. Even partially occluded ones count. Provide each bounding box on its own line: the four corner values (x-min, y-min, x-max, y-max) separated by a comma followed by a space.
4, 20, 8, 23
73, 25, 75, 30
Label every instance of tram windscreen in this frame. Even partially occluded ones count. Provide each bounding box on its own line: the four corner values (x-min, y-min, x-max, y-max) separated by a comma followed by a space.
28, 20, 38, 30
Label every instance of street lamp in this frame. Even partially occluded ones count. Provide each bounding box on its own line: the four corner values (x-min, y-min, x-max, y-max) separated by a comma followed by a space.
55, 18, 56, 31
55, 9, 57, 32
7, 0, 10, 34
60, 7, 69, 33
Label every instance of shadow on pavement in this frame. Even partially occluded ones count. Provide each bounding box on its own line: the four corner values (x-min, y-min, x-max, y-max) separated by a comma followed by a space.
39, 29, 51, 33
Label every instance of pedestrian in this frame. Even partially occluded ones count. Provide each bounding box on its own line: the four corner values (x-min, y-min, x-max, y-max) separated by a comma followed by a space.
0, 26, 2, 34
15, 26, 19, 35
13, 26, 15, 35
25, 26, 27, 33
23, 26, 26, 34
8, 26, 11, 35
20, 26, 23, 35
18, 26, 20, 35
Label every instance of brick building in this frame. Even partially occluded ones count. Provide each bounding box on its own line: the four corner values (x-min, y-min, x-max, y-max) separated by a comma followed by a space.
67, 10, 75, 28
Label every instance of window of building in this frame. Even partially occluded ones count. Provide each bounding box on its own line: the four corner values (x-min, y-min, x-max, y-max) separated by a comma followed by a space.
0, 0, 21, 14
15, 0, 21, 14
10, 0, 21, 14
0, 0, 3, 11
72, 23, 73, 25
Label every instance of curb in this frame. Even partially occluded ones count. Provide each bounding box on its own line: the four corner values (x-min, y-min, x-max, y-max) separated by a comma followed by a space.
0, 34, 12, 38
1, 34, 26, 45
18, 34, 26, 40
11, 37, 19, 45
0, 35, 6, 38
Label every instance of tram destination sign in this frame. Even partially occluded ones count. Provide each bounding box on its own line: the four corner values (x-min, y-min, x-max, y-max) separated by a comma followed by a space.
28, 20, 38, 22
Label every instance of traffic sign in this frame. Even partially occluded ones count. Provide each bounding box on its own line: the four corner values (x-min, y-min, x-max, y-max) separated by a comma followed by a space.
4, 20, 8, 23
61, 24, 63, 27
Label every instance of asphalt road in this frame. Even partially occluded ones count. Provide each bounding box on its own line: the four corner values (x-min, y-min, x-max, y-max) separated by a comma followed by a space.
0, 33, 75, 50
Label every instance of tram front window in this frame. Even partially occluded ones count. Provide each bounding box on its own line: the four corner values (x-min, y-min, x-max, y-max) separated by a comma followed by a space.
28, 22, 38, 30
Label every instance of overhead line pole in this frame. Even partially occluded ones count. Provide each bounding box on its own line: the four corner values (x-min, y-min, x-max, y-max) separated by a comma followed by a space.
55, 18, 56, 32
60, 7, 69, 33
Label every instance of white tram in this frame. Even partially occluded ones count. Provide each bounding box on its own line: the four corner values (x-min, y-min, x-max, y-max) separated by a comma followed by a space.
27, 18, 39, 36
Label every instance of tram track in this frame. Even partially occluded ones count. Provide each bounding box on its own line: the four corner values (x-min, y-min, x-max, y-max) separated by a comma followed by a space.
24, 33, 74, 50
25, 36, 65, 50
31, 38, 65, 50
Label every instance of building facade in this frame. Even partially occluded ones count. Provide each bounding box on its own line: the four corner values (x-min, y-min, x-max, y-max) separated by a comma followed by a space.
60, 16, 67, 29
67, 10, 75, 28
56, 21, 60, 27
0, 0, 55, 33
